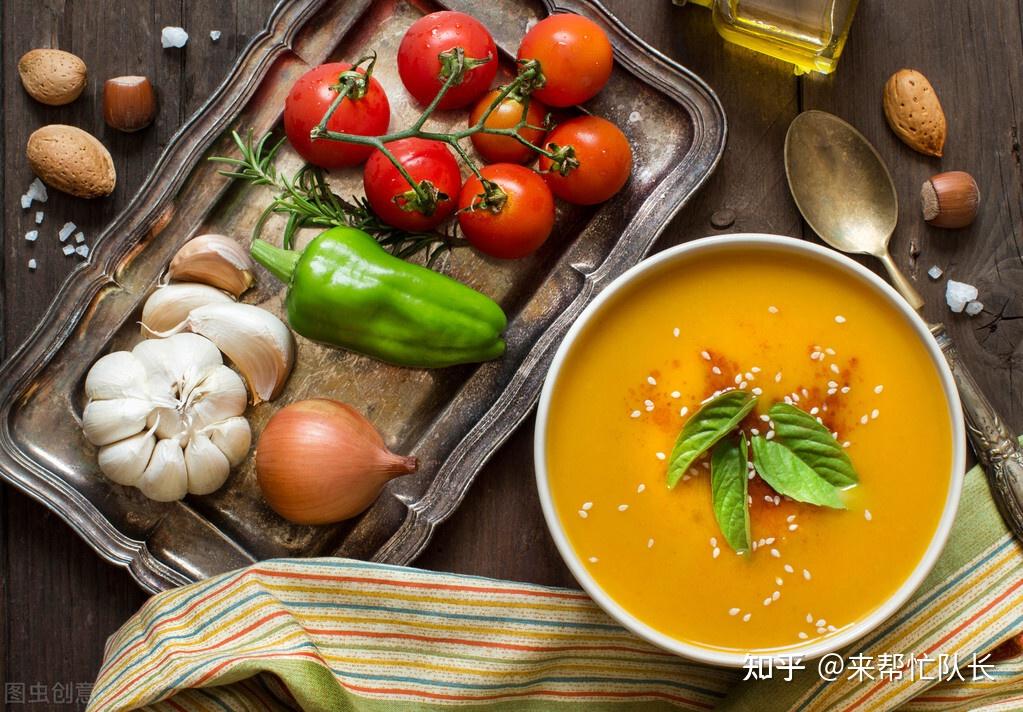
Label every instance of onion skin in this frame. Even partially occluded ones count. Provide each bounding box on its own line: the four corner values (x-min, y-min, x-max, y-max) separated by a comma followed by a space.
255, 399, 417, 525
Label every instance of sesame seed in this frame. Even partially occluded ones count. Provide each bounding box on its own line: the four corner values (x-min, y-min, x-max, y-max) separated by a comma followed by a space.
655, 452, 666, 461
841, 386, 851, 394
644, 399, 655, 411
630, 410, 641, 418
742, 613, 752, 622
789, 524, 798, 531
803, 569, 812, 580
827, 388, 837, 396
712, 366, 722, 375
775, 577, 784, 586
810, 406, 820, 415
785, 564, 796, 573
827, 380, 838, 389
806, 613, 814, 623
842, 441, 851, 448
729, 607, 740, 616
679, 406, 689, 417
773, 496, 781, 506
830, 363, 840, 374
802, 388, 809, 398
647, 376, 657, 385
831, 431, 839, 439
860, 414, 869, 425
772, 590, 781, 601
582, 502, 593, 510
673, 327, 680, 337
770, 548, 781, 558
618, 504, 629, 512
747, 471, 755, 480
712, 547, 720, 559
835, 315, 846, 324
768, 305, 779, 314
786, 515, 796, 523
578, 510, 588, 519
671, 390, 681, 398
751, 428, 760, 436
647, 538, 654, 548
816, 618, 826, 627
798, 632, 809, 640
710, 537, 718, 547
764, 537, 776, 545
734, 373, 743, 384
751, 366, 761, 373
784, 395, 793, 404
864, 509, 873, 521
874, 384, 884, 394
765, 431, 775, 440
775, 371, 783, 383
637, 483, 646, 493
752, 387, 763, 395
871, 409, 880, 420
589, 557, 599, 563
827, 625, 837, 632
791, 392, 800, 402
825, 348, 836, 356
739, 381, 748, 389
701, 350, 711, 361
817, 626, 828, 634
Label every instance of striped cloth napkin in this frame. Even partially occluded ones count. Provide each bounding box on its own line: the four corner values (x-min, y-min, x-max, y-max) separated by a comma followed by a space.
89, 461, 1022, 711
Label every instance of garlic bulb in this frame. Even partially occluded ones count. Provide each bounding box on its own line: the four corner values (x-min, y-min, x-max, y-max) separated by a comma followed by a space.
82, 333, 252, 501
140, 283, 234, 334
168, 234, 255, 298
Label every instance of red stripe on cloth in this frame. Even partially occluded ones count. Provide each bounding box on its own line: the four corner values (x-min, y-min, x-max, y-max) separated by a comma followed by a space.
343, 682, 716, 709
306, 627, 674, 657
843, 578, 1023, 712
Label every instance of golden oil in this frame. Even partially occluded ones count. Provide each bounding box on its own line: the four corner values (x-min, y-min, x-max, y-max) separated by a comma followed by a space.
678, 0, 859, 75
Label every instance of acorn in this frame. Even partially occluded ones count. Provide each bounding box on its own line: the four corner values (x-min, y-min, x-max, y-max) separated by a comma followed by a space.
921, 171, 980, 229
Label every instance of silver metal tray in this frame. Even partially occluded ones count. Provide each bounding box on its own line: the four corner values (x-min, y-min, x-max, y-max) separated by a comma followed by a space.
0, 0, 725, 592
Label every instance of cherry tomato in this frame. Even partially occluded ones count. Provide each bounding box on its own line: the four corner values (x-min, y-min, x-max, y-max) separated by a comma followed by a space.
468, 91, 548, 164
517, 15, 613, 107
539, 116, 631, 205
458, 164, 555, 259
284, 63, 390, 169
398, 11, 498, 110
363, 138, 462, 231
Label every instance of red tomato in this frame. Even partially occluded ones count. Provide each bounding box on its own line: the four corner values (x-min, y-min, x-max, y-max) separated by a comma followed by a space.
284, 63, 390, 169
538, 116, 631, 205
458, 164, 555, 259
397, 11, 498, 110
363, 138, 462, 231
517, 15, 613, 107
468, 91, 548, 164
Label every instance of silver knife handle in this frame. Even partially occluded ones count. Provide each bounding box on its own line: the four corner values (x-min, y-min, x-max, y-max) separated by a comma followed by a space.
932, 323, 1023, 539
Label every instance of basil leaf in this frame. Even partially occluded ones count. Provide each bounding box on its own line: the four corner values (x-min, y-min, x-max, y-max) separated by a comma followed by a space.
667, 391, 757, 488
769, 403, 858, 487
750, 435, 846, 509
711, 434, 751, 553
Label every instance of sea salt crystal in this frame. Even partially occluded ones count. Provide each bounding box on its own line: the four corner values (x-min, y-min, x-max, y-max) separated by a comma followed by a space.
74, 231, 85, 244
58, 222, 76, 242
945, 280, 978, 313
27, 178, 48, 203
161, 26, 189, 48
24, 230, 38, 242
928, 265, 943, 280
61, 244, 75, 256
75, 244, 90, 258
35, 211, 44, 224
210, 30, 222, 41
965, 301, 984, 316
28, 259, 37, 271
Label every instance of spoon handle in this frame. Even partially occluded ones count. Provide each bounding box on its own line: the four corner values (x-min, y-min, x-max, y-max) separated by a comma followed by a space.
932, 323, 1023, 540
879, 252, 925, 311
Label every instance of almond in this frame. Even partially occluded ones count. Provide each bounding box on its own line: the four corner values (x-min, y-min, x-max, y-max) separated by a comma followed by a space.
882, 69, 946, 157
18, 49, 87, 106
27, 125, 116, 199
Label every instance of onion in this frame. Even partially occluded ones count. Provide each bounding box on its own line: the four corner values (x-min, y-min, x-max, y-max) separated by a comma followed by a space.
255, 399, 418, 525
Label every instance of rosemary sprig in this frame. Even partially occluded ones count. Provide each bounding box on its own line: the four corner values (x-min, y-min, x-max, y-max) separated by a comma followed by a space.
210, 130, 467, 266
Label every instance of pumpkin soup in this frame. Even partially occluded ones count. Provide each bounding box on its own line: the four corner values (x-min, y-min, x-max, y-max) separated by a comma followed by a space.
544, 246, 954, 654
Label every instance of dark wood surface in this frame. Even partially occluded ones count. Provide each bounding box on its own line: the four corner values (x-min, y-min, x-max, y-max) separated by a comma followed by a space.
3, 0, 1021, 706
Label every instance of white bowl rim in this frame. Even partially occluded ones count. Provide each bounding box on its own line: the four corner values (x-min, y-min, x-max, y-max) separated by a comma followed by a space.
533, 233, 966, 668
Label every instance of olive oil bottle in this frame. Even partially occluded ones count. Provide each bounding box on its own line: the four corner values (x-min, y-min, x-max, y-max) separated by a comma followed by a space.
674, 0, 859, 75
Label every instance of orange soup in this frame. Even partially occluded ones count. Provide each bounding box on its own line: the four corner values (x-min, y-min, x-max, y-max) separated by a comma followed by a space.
544, 245, 954, 654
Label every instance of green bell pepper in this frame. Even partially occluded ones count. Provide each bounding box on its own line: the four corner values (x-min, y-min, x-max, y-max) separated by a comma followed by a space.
250, 227, 507, 368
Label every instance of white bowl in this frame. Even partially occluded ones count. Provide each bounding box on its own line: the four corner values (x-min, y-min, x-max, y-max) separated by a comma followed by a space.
534, 233, 965, 667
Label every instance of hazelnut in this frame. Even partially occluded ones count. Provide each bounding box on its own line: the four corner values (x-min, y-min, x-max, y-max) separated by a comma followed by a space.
103, 76, 156, 132
921, 171, 979, 229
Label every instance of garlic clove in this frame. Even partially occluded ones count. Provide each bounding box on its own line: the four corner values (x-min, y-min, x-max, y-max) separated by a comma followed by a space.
85, 351, 149, 400
98, 428, 156, 486
182, 303, 295, 404
136, 438, 188, 501
189, 365, 248, 428
140, 283, 234, 335
133, 332, 222, 396
148, 406, 184, 440
168, 234, 255, 298
184, 433, 231, 495
82, 397, 153, 446
203, 416, 252, 466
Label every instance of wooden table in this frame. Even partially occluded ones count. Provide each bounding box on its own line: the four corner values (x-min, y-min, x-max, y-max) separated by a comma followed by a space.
2, 0, 1020, 705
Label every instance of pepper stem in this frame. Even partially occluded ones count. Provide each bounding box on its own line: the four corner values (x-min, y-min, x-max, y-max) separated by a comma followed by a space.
251, 240, 300, 284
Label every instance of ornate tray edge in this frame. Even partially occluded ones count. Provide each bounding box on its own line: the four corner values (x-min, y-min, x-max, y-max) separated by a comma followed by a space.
0, 0, 726, 592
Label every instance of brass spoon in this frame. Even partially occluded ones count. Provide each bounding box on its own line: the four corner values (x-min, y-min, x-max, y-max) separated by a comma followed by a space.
785, 109, 1023, 541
